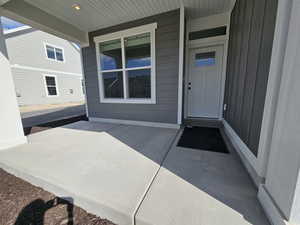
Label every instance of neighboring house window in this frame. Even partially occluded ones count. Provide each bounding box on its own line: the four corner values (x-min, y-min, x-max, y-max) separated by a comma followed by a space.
94, 23, 157, 104
44, 75, 58, 96
45, 44, 64, 62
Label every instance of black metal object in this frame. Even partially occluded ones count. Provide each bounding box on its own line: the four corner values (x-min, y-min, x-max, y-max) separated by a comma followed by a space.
189, 26, 227, 40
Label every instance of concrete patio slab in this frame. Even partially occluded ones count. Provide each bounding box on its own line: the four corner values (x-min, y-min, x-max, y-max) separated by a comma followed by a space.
135, 130, 270, 225
0, 121, 178, 225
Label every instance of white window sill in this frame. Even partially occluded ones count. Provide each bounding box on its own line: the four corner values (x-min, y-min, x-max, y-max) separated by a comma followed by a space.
100, 98, 156, 104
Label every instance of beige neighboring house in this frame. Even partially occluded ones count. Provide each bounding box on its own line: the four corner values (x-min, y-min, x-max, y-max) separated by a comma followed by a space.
4, 25, 84, 106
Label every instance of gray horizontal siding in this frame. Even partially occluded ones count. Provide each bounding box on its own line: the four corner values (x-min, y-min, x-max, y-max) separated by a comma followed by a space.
12, 68, 84, 106
82, 9, 180, 124
224, 0, 278, 156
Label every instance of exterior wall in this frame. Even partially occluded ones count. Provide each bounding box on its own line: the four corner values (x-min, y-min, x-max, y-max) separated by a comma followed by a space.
5, 29, 82, 74
82, 10, 180, 124
12, 68, 84, 105
5, 28, 84, 106
224, 0, 278, 156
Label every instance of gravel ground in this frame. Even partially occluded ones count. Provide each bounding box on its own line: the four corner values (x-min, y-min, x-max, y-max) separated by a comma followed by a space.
0, 168, 117, 225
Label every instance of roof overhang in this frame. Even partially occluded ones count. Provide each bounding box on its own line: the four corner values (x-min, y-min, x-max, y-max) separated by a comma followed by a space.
0, 0, 10, 6
0, 0, 236, 45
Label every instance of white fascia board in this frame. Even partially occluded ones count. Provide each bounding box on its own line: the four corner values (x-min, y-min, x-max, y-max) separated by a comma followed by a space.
93, 23, 157, 43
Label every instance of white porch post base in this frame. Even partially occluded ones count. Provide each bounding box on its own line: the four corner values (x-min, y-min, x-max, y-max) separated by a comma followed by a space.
0, 19, 27, 150
258, 185, 292, 225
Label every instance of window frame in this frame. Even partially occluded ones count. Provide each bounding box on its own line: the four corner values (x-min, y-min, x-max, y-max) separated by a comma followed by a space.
44, 42, 65, 63
94, 23, 157, 104
43, 74, 59, 97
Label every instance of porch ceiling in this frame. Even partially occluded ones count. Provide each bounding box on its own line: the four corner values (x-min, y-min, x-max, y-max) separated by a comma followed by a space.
23, 0, 235, 32
0, 0, 235, 44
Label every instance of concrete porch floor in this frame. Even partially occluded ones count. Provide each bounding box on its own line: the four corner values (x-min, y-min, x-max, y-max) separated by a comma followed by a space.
0, 121, 269, 225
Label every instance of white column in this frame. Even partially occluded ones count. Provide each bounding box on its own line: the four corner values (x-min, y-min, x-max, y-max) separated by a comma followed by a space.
258, 0, 300, 224
0, 19, 26, 150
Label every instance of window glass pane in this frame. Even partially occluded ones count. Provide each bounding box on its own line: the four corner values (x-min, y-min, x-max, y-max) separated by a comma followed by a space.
46, 45, 55, 59
99, 39, 122, 70
195, 52, 216, 67
55, 48, 64, 61
45, 76, 56, 86
47, 87, 57, 96
127, 69, 151, 98
102, 71, 124, 98
125, 33, 151, 68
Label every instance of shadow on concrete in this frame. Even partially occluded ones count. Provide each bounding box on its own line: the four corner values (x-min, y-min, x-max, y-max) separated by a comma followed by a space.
62, 122, 269, 225
14, 197, 74, 225
21, 105, 86, 128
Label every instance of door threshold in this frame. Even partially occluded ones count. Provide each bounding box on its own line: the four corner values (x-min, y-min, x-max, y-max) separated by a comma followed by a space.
184, 117, 223, 128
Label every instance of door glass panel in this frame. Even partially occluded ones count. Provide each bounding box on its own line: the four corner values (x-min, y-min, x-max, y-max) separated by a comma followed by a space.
102, 71, 124, 98
99, 39, 122, 70
195, 51, 215, 67
125, 33, 151, 68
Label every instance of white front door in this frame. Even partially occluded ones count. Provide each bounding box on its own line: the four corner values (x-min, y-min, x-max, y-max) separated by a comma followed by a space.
187, 45, 224, 118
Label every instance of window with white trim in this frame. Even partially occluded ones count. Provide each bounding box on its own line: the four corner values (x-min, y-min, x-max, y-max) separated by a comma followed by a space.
94, 23, 157, 104
45, 44, 64, 62
44, 75, 58, 96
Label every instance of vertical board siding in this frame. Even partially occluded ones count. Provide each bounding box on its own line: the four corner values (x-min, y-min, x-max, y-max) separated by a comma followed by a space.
82, 10, 180, 124
224, 0, 278, 156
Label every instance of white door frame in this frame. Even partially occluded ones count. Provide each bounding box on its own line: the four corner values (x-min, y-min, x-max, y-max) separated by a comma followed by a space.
184, 39, 229, 120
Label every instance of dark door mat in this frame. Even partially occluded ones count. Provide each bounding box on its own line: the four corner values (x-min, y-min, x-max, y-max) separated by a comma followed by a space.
177, 127, 229, 153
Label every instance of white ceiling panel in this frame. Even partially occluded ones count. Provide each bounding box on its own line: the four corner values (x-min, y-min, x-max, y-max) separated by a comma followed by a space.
24, 0, 235, 32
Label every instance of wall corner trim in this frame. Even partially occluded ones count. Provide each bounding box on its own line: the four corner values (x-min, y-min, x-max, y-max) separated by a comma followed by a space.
177, 6, 185, 125
0, 136, 27, 151
258, 184, 291, 225
89, 117, 180, 129
222, 119, 264, 187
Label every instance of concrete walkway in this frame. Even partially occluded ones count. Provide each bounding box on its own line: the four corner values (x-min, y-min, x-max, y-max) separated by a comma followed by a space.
136, 130, 269, 225
0, 121, 269, 225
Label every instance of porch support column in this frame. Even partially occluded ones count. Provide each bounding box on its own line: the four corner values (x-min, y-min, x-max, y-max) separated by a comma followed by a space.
0, 19, 26, 150
258, 0, 300, 224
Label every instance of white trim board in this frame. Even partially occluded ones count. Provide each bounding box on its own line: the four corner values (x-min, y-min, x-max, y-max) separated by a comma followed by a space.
3, 25, 31, 34
94, 22, 157, 105
11, 64, 82, 77
177, 6, 185, 125
80, 48, 89, 117
89, 117, 180, 129
93, 23, 157, 43
222, 120, 264, 187
184, 13, 231, 121
258, 185, 291, 225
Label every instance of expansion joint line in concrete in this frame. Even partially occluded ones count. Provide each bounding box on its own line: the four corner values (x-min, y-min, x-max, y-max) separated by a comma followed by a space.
132, 128, 182, 225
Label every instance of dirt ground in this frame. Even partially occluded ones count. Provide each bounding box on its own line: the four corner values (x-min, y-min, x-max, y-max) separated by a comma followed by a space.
0, 168, 117, 225
19, 102, 85, 113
